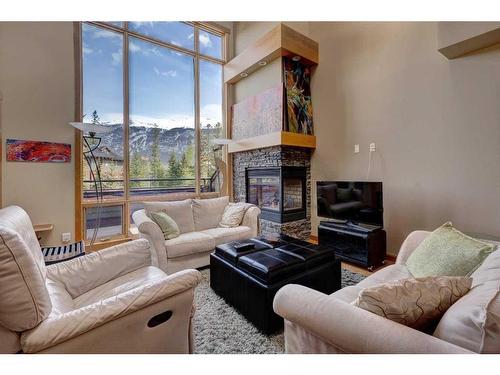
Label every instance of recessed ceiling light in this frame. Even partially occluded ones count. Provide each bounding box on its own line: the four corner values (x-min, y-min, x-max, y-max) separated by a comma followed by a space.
258, 61, 267, 66
292, 56, 301, 62
240, 72, 248, 78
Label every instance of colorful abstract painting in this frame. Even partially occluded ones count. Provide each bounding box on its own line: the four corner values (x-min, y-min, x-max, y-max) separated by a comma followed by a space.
6, 139, 71, 163
231, 85, 284, 140
283, 57, 314, 135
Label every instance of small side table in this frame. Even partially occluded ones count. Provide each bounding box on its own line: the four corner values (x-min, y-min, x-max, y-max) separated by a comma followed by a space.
34, 224, 54, 242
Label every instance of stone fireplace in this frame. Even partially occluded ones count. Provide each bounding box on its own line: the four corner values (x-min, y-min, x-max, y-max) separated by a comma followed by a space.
233, 146, 311, 240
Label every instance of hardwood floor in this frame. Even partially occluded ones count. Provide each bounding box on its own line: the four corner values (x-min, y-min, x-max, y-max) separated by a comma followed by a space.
341, 259, 394, 277
309, 235, 395, 276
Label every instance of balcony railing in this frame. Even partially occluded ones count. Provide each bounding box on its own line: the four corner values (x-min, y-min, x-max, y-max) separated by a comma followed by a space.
83, 177, 214, 199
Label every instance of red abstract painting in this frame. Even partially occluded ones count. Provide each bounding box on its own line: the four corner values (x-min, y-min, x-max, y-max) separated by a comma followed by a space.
6, 139, 71, 163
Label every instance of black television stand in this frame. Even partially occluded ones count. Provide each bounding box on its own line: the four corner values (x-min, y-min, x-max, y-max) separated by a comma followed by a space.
318, 221, 386, 271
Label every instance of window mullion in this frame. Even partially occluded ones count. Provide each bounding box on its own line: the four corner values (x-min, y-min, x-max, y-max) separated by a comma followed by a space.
123, 30, 130, 235
194, 26, 201, 196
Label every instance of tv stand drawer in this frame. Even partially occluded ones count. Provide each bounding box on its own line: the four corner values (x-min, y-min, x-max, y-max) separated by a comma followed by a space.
318, 224, 386, 270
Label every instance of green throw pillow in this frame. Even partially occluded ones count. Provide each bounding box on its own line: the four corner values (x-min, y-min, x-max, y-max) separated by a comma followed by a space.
406, 222, 496, 277
150, 211, 180, 240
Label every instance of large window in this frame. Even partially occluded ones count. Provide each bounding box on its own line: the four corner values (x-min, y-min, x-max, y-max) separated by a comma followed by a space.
78, 22, 227, 244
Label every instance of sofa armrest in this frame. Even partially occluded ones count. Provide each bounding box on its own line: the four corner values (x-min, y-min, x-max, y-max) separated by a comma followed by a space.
241, 205, 261, 236
132, 209, 168, 271
21, 269, 202, 353
395, 230, 430, 265
273, 284, 472, 354
46, 239, 152, 298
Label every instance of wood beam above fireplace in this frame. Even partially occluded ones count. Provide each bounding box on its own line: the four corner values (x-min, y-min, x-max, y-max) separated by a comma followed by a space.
227, 131, 316, 153
224, 23, 319, 84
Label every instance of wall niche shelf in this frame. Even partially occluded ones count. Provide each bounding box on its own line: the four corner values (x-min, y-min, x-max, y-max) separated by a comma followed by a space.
227, 131, 316, 154
224, 23, 319, 84
439, 26, 500, 59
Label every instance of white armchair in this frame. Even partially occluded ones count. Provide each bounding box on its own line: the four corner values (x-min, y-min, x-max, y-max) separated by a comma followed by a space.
0, 205, 201, 354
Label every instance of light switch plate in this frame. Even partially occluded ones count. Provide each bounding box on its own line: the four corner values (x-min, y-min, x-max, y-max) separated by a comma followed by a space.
354, 144, 360, 153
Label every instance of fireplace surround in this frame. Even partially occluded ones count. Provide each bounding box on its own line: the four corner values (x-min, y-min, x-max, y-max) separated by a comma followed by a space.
233, 146, 311, 239
246, 167, 306, 223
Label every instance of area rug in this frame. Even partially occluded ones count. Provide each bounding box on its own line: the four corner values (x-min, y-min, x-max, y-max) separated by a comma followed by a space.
193, 268, 365, 354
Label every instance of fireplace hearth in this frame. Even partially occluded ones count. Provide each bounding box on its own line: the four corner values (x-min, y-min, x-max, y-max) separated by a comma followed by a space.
246, 167, 306, 223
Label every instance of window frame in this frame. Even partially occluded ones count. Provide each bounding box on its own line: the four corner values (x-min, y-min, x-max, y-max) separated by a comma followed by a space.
74, 21, 229, 249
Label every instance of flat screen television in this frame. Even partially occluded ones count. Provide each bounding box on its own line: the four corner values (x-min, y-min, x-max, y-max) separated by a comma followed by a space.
317, 181, 383, 227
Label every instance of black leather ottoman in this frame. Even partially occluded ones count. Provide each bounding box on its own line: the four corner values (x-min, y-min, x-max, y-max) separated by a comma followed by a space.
210, 235, 341, 334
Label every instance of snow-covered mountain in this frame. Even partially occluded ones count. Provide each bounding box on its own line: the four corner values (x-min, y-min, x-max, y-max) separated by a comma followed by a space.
99, 124, 219, 162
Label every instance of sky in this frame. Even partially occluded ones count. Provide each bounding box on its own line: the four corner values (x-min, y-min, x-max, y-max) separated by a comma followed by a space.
82, 22, 223, 129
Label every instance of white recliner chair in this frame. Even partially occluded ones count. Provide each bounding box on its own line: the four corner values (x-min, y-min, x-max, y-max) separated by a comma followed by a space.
0, 205, 202, 354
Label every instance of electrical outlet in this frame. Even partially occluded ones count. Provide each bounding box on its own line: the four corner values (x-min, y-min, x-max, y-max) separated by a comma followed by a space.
369, 143, 376, 152
61, 232, 71, 243
354, 144, 360, 153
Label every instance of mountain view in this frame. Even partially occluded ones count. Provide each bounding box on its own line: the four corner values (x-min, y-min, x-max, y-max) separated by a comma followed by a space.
83, 114, 222, 195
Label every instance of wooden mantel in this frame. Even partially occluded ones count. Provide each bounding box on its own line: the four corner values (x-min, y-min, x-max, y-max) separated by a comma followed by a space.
224, 23, 319, 84
227, 131, 316, 154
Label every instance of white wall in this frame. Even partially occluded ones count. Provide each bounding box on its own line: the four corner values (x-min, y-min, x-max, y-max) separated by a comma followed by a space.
0, 22, 75, 245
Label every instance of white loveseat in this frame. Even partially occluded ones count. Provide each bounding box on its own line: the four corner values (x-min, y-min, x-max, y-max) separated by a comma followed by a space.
274, 230, 500, 354
132, 196, 260, 274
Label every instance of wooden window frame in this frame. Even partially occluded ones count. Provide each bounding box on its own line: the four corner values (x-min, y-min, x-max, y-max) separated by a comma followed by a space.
74, 21, 229, 250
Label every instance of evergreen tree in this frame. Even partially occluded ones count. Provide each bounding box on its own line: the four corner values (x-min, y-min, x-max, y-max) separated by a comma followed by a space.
91, 110, 100, 124
130, 151, 149, 189
150, 125, 166, 187
168, 153, 182, 183
180, 153, 189, 176
183, 144, 196, 178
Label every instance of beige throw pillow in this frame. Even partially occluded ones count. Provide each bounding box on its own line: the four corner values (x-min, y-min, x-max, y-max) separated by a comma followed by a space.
219, 203, 247, 228
353, 276, 472, 332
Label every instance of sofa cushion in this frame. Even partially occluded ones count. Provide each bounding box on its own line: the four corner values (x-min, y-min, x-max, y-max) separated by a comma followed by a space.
353, 276, 472, 332
201, 226, 253, 246
192, 196, 229, 231
406, 222, 496, 277
433, 280, 500, 353
471, 241, 500, 286
0, 206, 52, 331
356, 264, 413, 289
165, 232, 215, 259
329, 265, 411, 304
144, 199, 195, 234
73, 266, 167, 309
